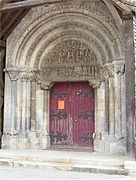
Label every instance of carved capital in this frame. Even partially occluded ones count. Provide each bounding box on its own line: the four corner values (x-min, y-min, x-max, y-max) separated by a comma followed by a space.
6, 68, 40, 82
89, 80, 101, 89
102, 64, 114, 79
41, 82, 54, 90
113, 61, 125, 75
29, 70, 40, 82
7, 71, 19, 81
19, 72, 30, 82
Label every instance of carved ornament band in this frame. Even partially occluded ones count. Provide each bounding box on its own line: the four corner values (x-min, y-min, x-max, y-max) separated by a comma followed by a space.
5, 69, 39, 82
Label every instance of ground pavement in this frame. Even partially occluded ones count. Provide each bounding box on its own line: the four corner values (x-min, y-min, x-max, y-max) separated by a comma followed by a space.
0, 166, 136, 180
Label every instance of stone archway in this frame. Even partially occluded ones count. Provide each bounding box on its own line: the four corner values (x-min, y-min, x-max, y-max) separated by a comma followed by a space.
2, 0, 129, 155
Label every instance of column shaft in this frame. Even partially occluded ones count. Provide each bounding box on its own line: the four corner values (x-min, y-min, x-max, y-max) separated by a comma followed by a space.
43, 89, 50, 135
109, 77, 115, 136
114, 73, 123, 139
10, 80, 17, 135
30, 81, 36, 131
105, 79, 109, 133
20, 81, 27, 133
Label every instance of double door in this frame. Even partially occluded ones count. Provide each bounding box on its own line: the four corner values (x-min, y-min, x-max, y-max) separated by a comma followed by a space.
49, 82, 95, 149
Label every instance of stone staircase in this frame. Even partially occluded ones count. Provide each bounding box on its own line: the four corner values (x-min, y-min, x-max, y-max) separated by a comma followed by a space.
0, 149, 135, 176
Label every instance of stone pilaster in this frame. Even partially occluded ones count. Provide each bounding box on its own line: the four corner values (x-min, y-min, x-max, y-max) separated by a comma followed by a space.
124, 17, 135, 159
109, 61, 126, 155
114, 61, 125, 140
40, 82, 53, 149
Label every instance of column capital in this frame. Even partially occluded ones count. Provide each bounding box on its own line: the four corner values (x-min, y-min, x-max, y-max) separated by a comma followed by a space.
113, 61, 125, 75
41, 82, 54, 90
19, 72, 30, 82
5, 68, 40, 82
29, 69, 40, 82
7, 71, 19, 81
102, 62, 125, 80
102, 63, 114, 79
89, 80, 101, 89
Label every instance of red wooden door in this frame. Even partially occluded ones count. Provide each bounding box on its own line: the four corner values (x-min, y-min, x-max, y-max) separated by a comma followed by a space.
49, 82, 94, 149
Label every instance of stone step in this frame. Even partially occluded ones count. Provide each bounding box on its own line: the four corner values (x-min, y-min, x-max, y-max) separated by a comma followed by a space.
1, 150, 135, 176
0, 152, 125, 168
0, 158, 129, 176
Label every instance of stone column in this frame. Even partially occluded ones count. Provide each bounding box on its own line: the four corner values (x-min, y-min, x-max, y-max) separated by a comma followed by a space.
30, 81, 36, 132
105, 78, 109, 133
8, 71, 19, 135
114, 62, 125, 140
103, 64, 115, 135
101, 64, 116, 153
40, 82, 53, 149
109, 76, 115, 136
89, 80, 102, 152
19, 73, 29, 137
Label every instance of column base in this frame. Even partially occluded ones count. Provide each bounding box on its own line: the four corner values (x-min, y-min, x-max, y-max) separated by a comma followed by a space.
110, 138, 127, 155
41, 135, 50, 149
94, 133, 127, 155
2, 135, 18, 149
1, 134, 42, 149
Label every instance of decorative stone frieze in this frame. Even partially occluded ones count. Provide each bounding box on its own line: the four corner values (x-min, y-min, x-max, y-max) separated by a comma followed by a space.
5, 68, 40, 82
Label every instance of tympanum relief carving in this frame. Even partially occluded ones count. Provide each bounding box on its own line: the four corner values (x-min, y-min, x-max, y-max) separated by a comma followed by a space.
40, 40, 101, 82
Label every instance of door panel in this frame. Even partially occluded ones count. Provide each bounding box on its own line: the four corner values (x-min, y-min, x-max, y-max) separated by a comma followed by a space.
71, 82, 94, 148
50, 83, 70, 146
49, 82, 94, 149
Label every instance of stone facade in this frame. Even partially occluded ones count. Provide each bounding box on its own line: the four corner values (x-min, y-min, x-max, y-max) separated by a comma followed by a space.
1, 0, 135, 157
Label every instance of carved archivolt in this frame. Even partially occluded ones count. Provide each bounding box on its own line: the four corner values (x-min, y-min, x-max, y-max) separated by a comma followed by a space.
6, 0, 124, 69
